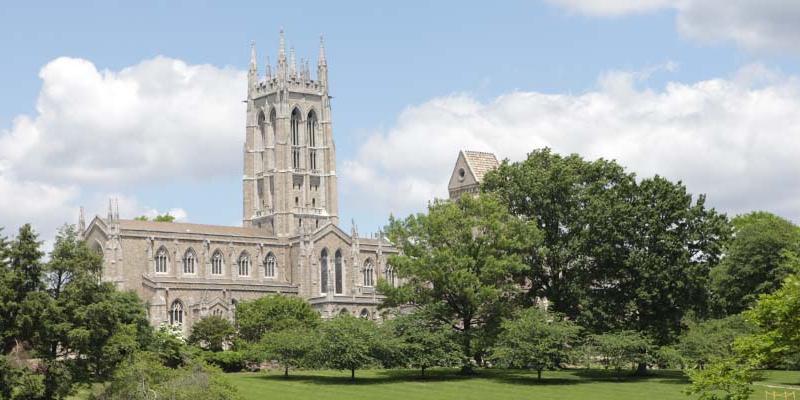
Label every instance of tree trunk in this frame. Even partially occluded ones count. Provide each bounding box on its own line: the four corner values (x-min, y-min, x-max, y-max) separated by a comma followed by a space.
421, 366, 426, 377
635, 362, 648, 376
351, 368, 355, 381
459, 318, 474, 375
537, 369, 542, 380
284, 366, 289, 377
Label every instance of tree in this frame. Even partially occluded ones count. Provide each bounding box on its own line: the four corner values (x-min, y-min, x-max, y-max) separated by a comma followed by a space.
260, 327, 317, 377
490, 307, 580, 380
676, 315, 754, 369
711, 212, 800, 315
588, 331, 652, 378
380, 194, 539, 373
383, 311, 461, 377
483, 149, 729, 350
133, 214, 176, 222
235, 295, 320, 343
684, 359, 757, 400
189, 316, 235, 352
316, 314, 379, 380
1, 224, 45, 353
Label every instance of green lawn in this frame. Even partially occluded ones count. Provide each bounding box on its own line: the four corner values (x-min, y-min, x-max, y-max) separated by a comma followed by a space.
227, 368, 690, 400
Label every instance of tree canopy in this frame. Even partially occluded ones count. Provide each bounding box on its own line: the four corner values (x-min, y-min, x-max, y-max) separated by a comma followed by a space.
235, 295, 320, 343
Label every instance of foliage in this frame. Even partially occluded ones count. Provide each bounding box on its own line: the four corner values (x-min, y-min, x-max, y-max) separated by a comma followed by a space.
96, 351, 240, 400
380, 194, 539, 372
260, 327, 318, 377
150, 324, 191, 368
315, 314, 381, 380
382, 311, 461, 376
200, 351, 248, 373
711, 212, 800, 315
482, 149, 730, 347
235, 295, 320, 342
588, 331, 653, 377
1, 224, 45, 353
490, 307, 580, 379
675, 315, 754, 369
189, 316, 235, 352
133, 214, 176, 222
684, 359, 757, 400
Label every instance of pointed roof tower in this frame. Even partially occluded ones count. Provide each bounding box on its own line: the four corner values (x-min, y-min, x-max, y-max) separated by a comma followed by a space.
318, 35, 327, 66
249, 40, 257, 72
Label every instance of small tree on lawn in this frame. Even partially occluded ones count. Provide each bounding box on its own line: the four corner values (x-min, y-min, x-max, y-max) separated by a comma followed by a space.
385, 311, 461, 377
589, 331, 653, 378
317, 314, 379, 380
490, 307, 580, 380
188, 315, 235, 352
261, 327, 318, 377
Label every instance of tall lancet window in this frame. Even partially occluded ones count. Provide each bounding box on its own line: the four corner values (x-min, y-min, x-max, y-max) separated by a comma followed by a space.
363, 259, 374, 287
183, 249, 196, 274
211, 250, 223, 275
238, 252, 251, 277
170, 300, 183, 325
334, 249, 343, 294
155, 247, 168, 273
307, 110, 317, 170
385, 264, 396, 287
320, 249, 329, 295
291, 108, 301, 169
257, 111, 266, 148
264, 252, 276, 278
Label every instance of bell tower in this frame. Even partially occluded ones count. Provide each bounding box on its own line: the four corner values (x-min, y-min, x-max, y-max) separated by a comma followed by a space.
243, 31, 339, 236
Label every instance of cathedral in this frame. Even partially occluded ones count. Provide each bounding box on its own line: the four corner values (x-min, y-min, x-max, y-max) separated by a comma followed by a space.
80, 32, 399, 333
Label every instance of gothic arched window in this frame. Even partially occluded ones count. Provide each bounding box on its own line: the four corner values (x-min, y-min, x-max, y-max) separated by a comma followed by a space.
264, 252, 276, 278
257, 111, 266, 148
211, 250, 224, 275
183, 248, 196, 274
307, 110, 317, 170
360, 309, 370, 319
269, 108, 277, 148
320, 249, 329, 295
385, 264, 396, 287
238, 252, 251, 277
334, 249, 343, 294
155, 247, 168, 273
363, 259, 374, 287
290, 108, 301, 170
170, 300, 183, 325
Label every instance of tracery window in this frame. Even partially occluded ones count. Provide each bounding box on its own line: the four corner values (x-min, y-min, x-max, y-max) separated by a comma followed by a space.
334, 249, 343, 294
320, 249, 329, 294
155, 247, 168, 273
170, 300, 183, 325
291, 108, 301, 169
238, 252, 251, 276
385, 264, 396, 287
183, 248, 196, 274
264, 252, 276, 278
307, 110, 317, 170
211, 250, 224, 275
363, 259, 374, 287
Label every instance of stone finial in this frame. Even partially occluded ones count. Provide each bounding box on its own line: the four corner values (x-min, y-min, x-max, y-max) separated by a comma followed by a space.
114, 198, 119, 221
289, 47, 297, 77
318, 35, 326, 66
265, 56, 272, 80
107, 199, 113, 222
278, 28, 286, 61
249, 40, 257, 71
78, 206, 86, 237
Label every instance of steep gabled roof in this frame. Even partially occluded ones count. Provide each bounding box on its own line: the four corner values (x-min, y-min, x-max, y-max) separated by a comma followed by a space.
462, 150, 499, 183
118, 219, 274, 238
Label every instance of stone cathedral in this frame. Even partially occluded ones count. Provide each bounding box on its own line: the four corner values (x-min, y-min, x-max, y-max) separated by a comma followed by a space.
80, 32, 399, 334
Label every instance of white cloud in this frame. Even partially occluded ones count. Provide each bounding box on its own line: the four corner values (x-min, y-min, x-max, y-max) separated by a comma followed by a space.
545, 0, 800, 53
341, 64, 800, 223
0, 56, 231, 242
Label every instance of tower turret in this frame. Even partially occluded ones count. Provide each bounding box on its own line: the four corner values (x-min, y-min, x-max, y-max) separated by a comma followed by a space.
317, 35, 328, 89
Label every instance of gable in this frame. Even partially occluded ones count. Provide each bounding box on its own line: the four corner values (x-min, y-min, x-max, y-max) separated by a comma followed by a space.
447, 151, 479, 193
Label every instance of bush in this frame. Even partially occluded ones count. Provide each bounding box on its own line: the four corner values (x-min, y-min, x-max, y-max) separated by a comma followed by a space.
200, 351, 247, 373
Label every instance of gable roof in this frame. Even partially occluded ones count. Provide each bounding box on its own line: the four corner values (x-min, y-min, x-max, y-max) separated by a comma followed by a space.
118, 219, 274, 238
462, 150, 499, 183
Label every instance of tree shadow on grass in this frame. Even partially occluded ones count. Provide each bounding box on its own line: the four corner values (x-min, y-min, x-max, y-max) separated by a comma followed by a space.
254, 368, 473, 386
571, 369, 690, 385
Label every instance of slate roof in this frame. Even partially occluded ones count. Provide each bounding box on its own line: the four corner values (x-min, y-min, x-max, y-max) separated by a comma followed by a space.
118, 219, 274, 238
462, 150, 499, 182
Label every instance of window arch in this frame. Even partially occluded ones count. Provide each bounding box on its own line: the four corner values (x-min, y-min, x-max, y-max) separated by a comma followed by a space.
334, 249, 343, 294
320, 249, 329, 294
360, 308, 370, 319
183, 248, 196, 274
155, 246, 168, 273
307, 110, 317, 170
290, 108, 301, 169
269, 108, 277, 147
264, 252, 276, 278
363, 259, 374, 287
170, 300, 183, 325
257, 111, 266, 147
238, 252, 251, 276
211, 250, 224, 275
385, 264, 396, 287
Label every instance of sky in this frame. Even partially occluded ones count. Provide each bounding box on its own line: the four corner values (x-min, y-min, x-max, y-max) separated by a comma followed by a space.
1, 0, 800, 244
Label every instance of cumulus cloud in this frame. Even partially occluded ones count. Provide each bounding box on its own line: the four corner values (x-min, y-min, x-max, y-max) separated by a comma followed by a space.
0, 56, 235, 241
341, 64, 800, 223
545, 0, 800, 53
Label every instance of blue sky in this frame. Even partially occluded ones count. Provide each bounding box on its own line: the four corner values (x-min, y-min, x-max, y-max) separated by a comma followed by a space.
1, 0, 799, 241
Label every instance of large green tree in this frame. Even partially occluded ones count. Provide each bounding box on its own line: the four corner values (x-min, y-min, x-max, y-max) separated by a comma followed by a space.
676, 315, 754, 369
189, 316, 235, 352
383, 311, 461, 377
260, 327, 317, 377
711, 211, 800, 315
1, 224, 45, 353
235, 295, 320, 343
483, 149, 729, 347
490, 307, 580, 380
380, 194, 539, 373
315, 314, 380, 380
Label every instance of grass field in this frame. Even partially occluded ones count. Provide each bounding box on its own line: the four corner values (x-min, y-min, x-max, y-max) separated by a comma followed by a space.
226, 368, 799, 400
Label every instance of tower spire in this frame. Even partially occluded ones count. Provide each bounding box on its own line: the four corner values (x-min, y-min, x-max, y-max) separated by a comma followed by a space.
249, 40, 257, 71
289, 46, 297, 77
318, 35, 327, 66
278, 28, 286, 61
265, 56, 272, 80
